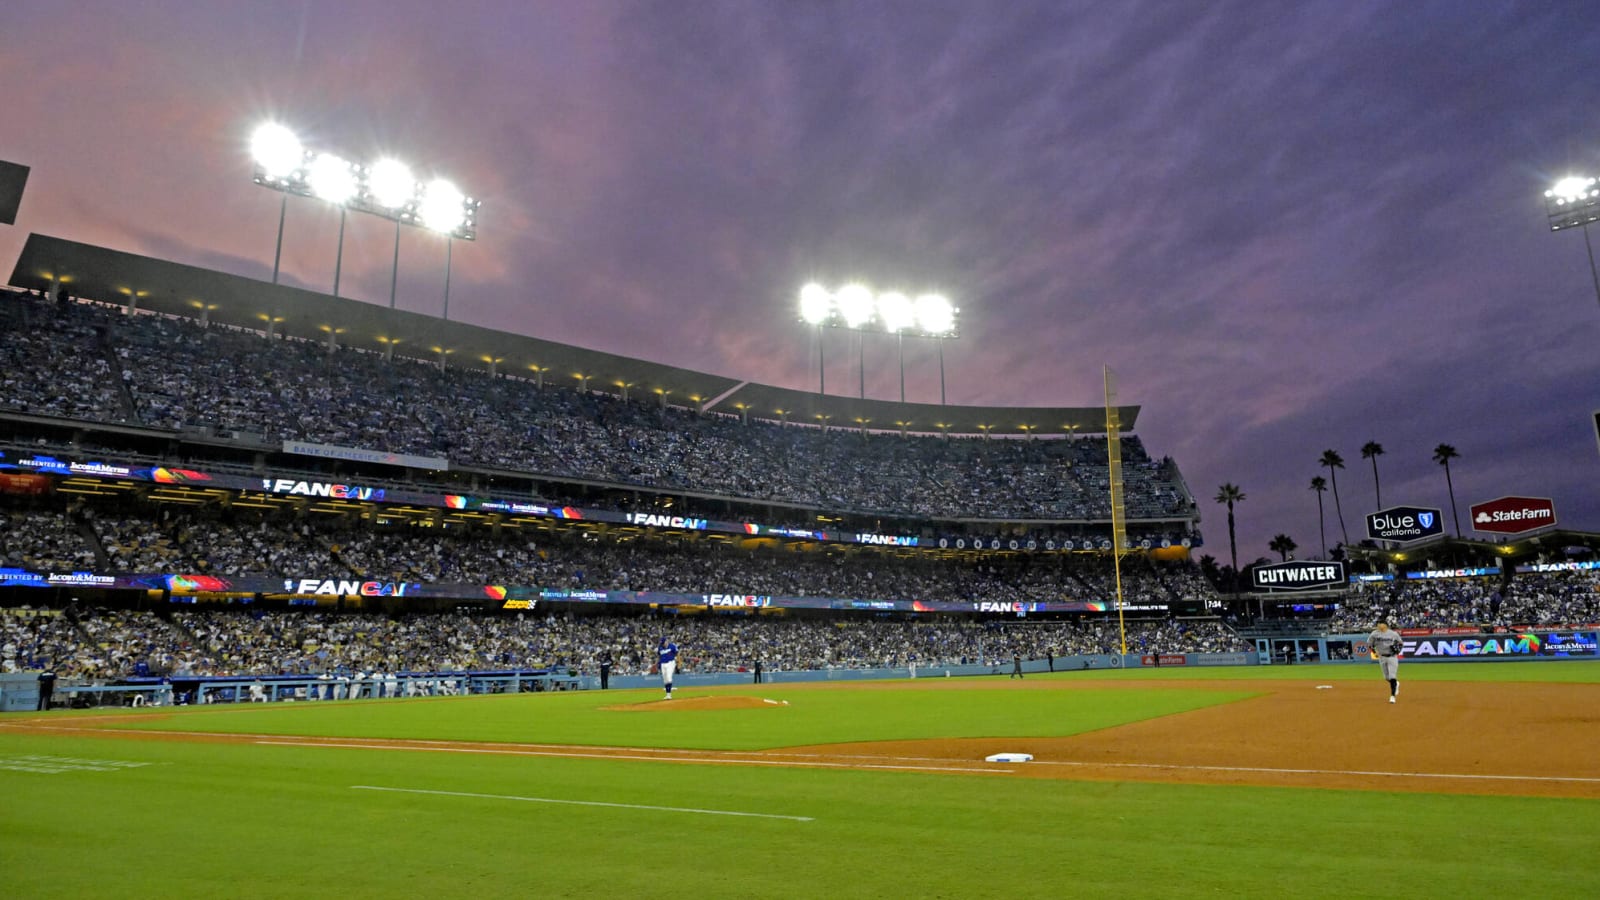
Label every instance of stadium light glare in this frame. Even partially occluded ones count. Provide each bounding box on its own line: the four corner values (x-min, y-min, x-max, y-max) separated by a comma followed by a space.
251, 123, 302, 179
307, 153, 357, 205
915, 294, 955, 335
794, 280, 963, 404
836, 283, 876, 328
799, 283, 833, 325
368, 158, 416, 209
877, 291, 916, 333
420, 178, 467, 233
1547, 175, 1597, 203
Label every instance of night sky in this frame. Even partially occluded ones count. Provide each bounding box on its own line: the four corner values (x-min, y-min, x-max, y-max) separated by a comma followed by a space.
2, 1, 1598, 560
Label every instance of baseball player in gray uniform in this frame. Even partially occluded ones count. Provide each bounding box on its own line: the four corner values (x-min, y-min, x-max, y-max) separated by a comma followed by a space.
1368, 621, 1403, 703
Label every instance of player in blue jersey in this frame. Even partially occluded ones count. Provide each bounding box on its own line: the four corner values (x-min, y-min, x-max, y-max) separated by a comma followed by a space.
657, 637, 678, 699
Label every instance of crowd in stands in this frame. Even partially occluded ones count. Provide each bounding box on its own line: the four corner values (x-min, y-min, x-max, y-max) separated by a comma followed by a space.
1331, 569, 1600, 631
7, 499, 1215, 612
0, 292, 1193, 522
0, 303, 123, 421
1, 509, 99, 571
2, 603, 1251, 682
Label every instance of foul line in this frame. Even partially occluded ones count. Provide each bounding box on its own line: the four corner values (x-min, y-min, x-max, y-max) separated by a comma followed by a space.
351, 785, 813, 821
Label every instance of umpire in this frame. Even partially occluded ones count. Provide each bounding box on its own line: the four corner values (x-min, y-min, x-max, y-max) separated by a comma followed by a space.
1369, 621, 1402, 704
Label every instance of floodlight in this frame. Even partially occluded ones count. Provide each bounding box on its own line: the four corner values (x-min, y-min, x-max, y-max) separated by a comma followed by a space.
251, 123, 302, 179
877, 291, 915, 332
419, 178, 467, 233
799, 283, 833, 324
1547, 176, 1597, 204
368, 158, 415, 209
307, 153, 357, 205
915, 294, 955, 334
836, 283, 875, 328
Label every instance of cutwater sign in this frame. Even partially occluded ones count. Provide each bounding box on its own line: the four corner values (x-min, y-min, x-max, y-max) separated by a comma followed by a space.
1366, 505, 1444, 543
1251, 560, 1346, 591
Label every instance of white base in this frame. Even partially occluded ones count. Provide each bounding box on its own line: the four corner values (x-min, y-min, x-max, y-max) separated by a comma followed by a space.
984, 752, 1034, 763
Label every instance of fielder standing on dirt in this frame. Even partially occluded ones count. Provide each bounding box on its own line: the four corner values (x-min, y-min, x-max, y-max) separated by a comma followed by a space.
1369, 621, 1403, 703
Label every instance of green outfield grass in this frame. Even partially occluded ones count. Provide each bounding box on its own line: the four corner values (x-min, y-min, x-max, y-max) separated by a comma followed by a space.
3, 662, 1598, 898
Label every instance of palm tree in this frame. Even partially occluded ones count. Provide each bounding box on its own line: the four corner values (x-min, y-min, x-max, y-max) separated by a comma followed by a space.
1268, 534, 1297, 562
1361, 441, 1385, 508
1433, 443, 1462, 536
1309, 476, 1328, 558
1319, 450, 1349, 546
1214, 483, 1245, 594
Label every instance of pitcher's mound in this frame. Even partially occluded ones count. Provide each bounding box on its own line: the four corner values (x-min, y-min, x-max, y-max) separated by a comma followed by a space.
604, 696, 788, 712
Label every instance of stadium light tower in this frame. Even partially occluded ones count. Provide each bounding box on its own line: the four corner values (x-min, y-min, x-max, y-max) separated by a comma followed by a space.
877, 291, 915, 402
915, 293, 956, 405
799, 283, 832, 394
1543, 174, 1600, 310
796, 282, 960, 403
835, 283, 875, 398
306, 152, 359, 296
368, 157, 416, 309
248, 121, 480, 314
250, 123, 301, 284
419, 178, 469, 320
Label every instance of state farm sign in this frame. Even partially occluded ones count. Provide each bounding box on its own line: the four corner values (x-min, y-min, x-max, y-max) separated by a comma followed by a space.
1470, 496, 1556, 535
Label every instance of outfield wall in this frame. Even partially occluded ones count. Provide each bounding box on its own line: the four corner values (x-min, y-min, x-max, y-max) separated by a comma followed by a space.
1259, 631, 1599, 665
600, 652, 1257, 691
1, 653, 1260, 709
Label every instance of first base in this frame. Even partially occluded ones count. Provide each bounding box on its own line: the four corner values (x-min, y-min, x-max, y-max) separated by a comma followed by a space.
984, 752, 1033, 763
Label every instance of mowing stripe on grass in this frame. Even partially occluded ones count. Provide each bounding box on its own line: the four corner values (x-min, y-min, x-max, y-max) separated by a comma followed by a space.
351, 785, 815, 821
259, 739, 1011, 774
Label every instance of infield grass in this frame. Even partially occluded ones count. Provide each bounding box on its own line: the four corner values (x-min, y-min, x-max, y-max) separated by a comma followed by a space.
87, 683, 1255, 749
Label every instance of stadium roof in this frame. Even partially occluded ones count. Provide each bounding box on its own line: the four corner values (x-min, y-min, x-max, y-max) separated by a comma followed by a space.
9, 233, 1137, 436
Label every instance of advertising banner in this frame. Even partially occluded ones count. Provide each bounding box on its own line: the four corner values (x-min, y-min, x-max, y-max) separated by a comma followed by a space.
1469, 496, 1556, 535
1366, 505, 1445, 543
2, 450, 1175, 556
1251, 560, 1345, 591
1140, 654, 1187, 666
1403, 566, 1499, 580
0, 473, 50, 494
0, 566, 1138, 614
1517, 561, 1600, 574
1401, 632, 1598, 659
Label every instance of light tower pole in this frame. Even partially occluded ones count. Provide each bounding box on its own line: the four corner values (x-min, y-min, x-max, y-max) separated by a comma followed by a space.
1543, 174, 1600, 310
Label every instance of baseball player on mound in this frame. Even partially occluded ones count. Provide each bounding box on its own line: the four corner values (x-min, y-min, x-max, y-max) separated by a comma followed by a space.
657, 636, 678, 700
1368, 620, 1402, 703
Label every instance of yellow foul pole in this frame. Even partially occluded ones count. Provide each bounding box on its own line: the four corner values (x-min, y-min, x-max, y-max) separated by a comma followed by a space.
1104, 365, 1128, 657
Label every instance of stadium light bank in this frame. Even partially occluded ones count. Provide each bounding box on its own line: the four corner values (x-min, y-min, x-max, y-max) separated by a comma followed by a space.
798, 282, 959, 404
1542, 174, 1600, 311
249, 122, 481, 319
